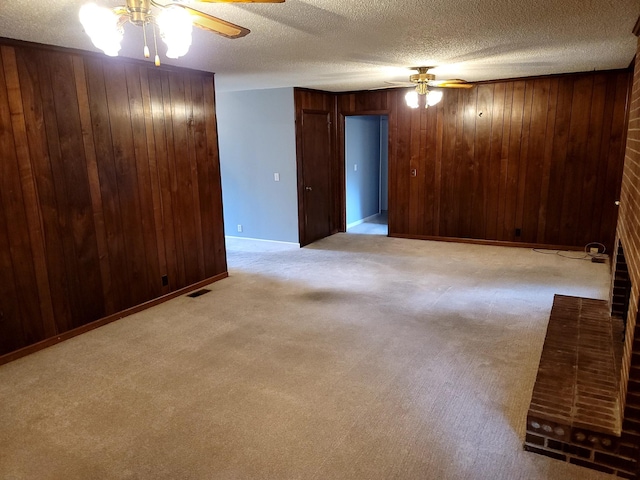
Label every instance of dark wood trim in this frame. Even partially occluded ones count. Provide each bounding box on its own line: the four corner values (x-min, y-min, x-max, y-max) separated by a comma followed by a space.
339, 109, 390, 116
294, 103, 307, 246
389, 233, 588, 252
0, 272, 228, 366
338, 110, 391, 232
294, 88, 339, 247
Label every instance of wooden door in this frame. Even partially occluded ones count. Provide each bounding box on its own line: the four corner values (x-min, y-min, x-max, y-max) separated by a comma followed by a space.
300, 110, 332, 246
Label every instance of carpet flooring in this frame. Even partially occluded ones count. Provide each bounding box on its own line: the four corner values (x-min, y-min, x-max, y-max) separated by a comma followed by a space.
0, 233, 616, 479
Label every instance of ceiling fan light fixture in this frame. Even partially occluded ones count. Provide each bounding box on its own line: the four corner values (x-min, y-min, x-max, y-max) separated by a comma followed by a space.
79, 3, 123, 57
426, 90, 443, 107
156, 5, 193, 59
405, 90, 419, 109
405, 87, 442, 109
79, 0, 283, 65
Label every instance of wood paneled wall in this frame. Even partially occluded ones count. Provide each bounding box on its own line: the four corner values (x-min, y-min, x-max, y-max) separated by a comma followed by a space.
337, 70, 631, 251
0, 40, 227, 357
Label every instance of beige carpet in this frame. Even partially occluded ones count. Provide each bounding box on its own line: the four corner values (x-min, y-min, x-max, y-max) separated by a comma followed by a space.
0, 233, 615, 479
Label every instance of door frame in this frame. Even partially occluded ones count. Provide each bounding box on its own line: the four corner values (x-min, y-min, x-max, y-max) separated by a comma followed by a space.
296, 109, 332, 246
338, 110, 390, 232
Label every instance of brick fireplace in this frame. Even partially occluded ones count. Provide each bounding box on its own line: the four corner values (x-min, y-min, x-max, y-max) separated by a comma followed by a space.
525, 18, 640, 478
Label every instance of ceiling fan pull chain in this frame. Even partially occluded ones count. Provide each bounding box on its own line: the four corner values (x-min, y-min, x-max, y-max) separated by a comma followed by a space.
152, 20, 160, 66
142, 21, 150, 58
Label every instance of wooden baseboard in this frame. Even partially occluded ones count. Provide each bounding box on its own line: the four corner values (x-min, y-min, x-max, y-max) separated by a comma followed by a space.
0, 272, 229, 366
387, 233, 587, 252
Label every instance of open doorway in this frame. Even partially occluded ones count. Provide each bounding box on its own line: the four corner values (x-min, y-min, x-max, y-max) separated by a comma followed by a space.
345, 115, 389, 235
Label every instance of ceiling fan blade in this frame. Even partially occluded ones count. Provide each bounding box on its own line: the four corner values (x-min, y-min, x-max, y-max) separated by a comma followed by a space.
175, 4, 250, 38
429, 79, 473, 89
195, 0, 284, 3
384, 81, 413, 87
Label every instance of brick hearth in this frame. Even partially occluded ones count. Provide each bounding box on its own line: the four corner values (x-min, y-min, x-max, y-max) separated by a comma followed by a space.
524, 295, 636, 477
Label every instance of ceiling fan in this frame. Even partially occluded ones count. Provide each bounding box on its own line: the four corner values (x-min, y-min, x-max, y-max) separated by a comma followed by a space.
386, 67, 473, 108
79, 0, 284, 65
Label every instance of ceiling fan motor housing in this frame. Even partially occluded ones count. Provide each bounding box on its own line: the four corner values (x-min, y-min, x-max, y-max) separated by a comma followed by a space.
410, 70, 435, 95
126, 0, 151, 25
409, 72, 436, 84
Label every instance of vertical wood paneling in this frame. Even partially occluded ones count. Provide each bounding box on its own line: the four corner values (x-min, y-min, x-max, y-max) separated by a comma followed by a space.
202, 76, 227, 277
537, 78, 559, 242
73, 55, 115, 315
602, 73, 632, 244
104, 63, 150, 306
423, 106, 437, 234
514, 80, 534, 240
461, 86, 477, 238
504, 80, 525, 241
149, 69, 180, 290
23, 50, 75, 334
560, 76, 594, 246
544, 78, 574, 245
185, 75, 206, 280
85, 57, 131, 313
0, 51, 29, 352
496, 82, 514, 241
52, 51, 105, 326
2, 47, 56, 338
408, 107, 422, 235
0, 48, 45, 344
0, 41, 226, 357
0, 198, 24, 353
169, 75, 199, 286
486, 82, 505, 240
433, 99, 444, 236
580, 74, 608, 247
161, 71, 188, 288
439, 89, 458, 237
332, 69, 630, 251
473, 83, 493, 240
521, 79, 549, 243
124, 64, 162, 298
138, 66, 169, 295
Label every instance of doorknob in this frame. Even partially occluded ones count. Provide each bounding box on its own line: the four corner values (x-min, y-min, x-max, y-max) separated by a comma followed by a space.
305, 186, 312, 191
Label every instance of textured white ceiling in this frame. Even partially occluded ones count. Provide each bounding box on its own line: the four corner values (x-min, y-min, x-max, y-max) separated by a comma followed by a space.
0, 0, 638, 92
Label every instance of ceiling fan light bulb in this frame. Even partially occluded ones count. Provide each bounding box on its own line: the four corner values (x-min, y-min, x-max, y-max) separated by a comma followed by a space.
405, 91, 419, 109
79, 3, 123, 57
426, 90, 443, 106
157, 6, 193, 59
144, 45, 150, 58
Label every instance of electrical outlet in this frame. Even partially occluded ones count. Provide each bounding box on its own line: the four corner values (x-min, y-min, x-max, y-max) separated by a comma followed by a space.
237, 224, 243, 232
161, 275, 168, 287
274, 173, 280, 182
515, 228, 521, 237
590, 247, 599, 254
